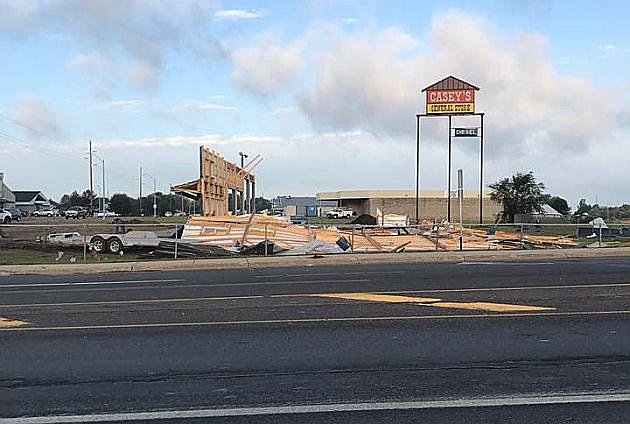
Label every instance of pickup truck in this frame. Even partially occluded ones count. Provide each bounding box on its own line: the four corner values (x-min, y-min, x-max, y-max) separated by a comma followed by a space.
64, 206, 88, 219
326, 208, 355, 219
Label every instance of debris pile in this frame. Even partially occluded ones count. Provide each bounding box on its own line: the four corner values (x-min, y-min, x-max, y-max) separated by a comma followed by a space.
178, 214, 579, 256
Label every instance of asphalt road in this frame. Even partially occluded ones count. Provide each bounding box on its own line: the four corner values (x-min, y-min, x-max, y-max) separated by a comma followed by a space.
2, 257, 630, 423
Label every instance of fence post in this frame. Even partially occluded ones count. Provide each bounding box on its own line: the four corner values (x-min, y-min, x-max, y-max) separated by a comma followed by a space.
264, 223, 268, 256
83, 224, 87, 263
520, 223, 524, 249
174, 223, 178, 259
599, 225, 603, 248
351, 226, 355, 253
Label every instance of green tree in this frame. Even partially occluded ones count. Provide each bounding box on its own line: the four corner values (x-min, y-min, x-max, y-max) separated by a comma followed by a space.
489, 172, 546, 223
108, 193, 136, 216
575, 199, 592, 215
255, 197, 272, 212
545, 196, 571, 215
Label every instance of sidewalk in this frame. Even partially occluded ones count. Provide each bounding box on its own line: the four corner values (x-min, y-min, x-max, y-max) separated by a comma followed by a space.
1, 247, 629, 276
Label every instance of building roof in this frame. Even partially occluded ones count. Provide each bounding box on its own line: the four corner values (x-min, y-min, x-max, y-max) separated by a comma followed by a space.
421, 76, 479, 92
316, 189, 492, 201
272, 196, 336, 208
13, 191, 48, 203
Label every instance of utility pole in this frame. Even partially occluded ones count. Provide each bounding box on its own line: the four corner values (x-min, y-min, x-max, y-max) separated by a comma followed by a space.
143, 172, 157, 218
88, 140, 93, 212
139, 167, 143, 216
92, 152, 106, 216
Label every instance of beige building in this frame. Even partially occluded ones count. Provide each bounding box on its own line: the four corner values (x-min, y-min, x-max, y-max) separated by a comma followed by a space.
316, 190, 501, 223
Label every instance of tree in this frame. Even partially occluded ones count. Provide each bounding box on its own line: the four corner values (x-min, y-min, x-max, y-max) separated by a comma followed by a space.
489, 172, 546, 223
545, 196, 571, 215
108, 193, 136, 216
255, 197, 272, 212
575, 199, 592, 215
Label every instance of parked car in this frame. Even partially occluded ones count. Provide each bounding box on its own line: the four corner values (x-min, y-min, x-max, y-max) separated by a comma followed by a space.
0, 208, 12, 224
7, 207, 24, 221
164, 211, 173, 217
95, 210, 119, 218
326, 208, 355, 219
64, 206, 88, 219
173, 211, 187, 217
32, 208, 59, 217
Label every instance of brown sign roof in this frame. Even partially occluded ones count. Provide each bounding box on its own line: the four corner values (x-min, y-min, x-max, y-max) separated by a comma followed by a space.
421, 76, 479, 92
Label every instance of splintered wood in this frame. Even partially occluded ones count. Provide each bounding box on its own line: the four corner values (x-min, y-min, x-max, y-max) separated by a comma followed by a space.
182, 215, 578, 253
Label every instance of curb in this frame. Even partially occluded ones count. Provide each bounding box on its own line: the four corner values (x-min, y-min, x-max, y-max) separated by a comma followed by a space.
1, 247, 629, 276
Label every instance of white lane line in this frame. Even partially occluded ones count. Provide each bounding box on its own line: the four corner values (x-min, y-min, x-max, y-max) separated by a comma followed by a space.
457, 262, 556, 266
255, 270, 407, 279
2, 310, 630, 332
0, 295, 265, 309
268, 282, 630, 298
2, 392, 630, 422
0, 279, 185, 289
0, 279, 370, 294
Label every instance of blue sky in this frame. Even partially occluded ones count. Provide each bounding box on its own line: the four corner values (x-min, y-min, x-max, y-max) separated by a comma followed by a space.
0, 0, 629, 207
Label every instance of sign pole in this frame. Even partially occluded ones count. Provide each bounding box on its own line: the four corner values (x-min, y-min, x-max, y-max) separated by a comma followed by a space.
447, 114, 452, 222
415, 114, 420, 224
479, 113, 484, 225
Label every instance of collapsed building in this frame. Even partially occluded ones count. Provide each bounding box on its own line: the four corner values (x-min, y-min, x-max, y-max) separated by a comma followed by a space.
172, 146, 261, 216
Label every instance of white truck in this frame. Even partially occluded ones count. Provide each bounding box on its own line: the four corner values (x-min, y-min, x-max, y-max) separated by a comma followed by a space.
326, 208, 355, 219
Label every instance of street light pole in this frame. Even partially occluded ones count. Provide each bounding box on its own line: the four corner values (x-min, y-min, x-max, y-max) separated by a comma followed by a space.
143, 172, 157, 218
239, 152, 248, 169
92, 152, 106, 217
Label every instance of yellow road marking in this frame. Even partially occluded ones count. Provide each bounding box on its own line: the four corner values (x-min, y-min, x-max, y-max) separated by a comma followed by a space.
312, 293, 554, 313
0, 317, 29, 328
314, 293, 442, 303
1, 310, 628, 332
431, 302, 554, 312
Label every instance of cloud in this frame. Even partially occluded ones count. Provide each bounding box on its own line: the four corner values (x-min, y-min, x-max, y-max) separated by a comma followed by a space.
11, 94, 61, 138
231, 37, 303, 97
106, 99, 148, 112
1, 0, 223, 89
182, 100, 237, 111
294, 11, 622, 160
214, 9, 264, 21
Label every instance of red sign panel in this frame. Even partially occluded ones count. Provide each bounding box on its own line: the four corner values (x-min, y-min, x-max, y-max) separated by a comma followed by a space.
426, 89, 475, 114
427, 89, 475, 104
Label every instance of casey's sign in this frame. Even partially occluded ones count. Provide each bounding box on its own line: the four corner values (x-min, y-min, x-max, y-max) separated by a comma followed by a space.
426, 89, 475, 114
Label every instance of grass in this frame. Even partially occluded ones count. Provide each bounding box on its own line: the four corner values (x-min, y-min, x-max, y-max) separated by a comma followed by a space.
0, 247, 144, 266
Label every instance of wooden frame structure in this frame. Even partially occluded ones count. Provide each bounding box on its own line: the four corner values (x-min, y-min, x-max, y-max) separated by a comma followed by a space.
172, 146, 257, 216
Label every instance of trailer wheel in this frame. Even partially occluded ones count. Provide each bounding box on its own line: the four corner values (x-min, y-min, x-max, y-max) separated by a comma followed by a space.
107, 237, 122, 254
91, 236, 106, 253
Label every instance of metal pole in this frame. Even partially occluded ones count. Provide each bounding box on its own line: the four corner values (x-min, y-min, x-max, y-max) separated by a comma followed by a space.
479, 113, 484, 225
89, 140, 93, 213
83, 224, 87, 263
415, 114, 420, 224
264, 223, 268, 256
351, 227, 355, 253
101, 158, 105, 217
458, 169, 463, 251
447, 115, 452, 222
174, 224, 178, 259
153, 177, 157, 218
139, 167, 143, 216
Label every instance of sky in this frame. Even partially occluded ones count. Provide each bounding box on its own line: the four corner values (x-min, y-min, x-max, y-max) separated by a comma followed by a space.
0, 0, 629, 208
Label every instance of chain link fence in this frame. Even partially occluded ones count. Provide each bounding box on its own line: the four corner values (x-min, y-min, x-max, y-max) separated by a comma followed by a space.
1, 219, 628, 265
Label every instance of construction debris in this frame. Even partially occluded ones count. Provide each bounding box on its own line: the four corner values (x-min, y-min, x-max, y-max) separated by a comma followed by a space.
177, 214, 579, 256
